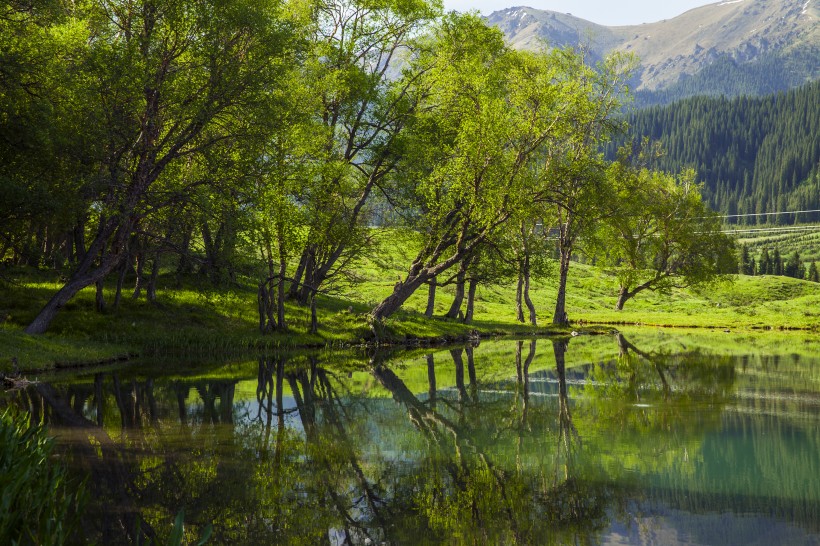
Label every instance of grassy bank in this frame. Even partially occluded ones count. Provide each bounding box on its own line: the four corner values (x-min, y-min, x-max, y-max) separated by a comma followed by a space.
2, 250, 820, 373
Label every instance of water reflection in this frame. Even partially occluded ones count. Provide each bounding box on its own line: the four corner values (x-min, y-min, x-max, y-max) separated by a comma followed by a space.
5, 332, 820, 544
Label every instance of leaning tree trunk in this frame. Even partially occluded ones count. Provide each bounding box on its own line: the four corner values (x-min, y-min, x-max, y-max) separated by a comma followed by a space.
24, 217, 128, 334
615, 287, 630, 311
24, 251, 119, 334
371, 273, 432, 322
615, 280, 653, 310
370, 243, 479, 324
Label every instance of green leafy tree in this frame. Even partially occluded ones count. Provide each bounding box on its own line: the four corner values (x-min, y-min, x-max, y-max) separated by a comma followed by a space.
285, 0, 441, 306
369, 15, 570, 323
24, 0, 296, 334
739, 244, 755, 275
531, 49, 635, 325
599, 167, 736, 310
773, 248, 783, 276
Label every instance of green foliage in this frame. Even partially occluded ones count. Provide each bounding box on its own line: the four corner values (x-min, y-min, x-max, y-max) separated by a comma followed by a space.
0, 408, 86, 545
598, 165, 736, 309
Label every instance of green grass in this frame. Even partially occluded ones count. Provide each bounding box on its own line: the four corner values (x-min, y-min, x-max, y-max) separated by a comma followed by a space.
3, 232, 820, 373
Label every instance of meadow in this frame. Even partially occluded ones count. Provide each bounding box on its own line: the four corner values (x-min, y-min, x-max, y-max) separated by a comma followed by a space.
3, 230, 820, 374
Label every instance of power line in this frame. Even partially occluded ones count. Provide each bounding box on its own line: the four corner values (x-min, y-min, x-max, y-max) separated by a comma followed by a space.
713, 209, 820, 219
724, 226, 820, 234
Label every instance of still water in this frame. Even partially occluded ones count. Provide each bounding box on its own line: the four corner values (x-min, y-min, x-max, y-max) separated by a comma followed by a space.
6, 329, 820, 545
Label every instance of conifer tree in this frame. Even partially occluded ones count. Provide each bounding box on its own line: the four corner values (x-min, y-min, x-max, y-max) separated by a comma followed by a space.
809, 261, 819, 283
773, 249, 783, 276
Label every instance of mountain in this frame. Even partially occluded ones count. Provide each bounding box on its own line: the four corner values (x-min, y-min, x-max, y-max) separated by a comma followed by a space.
487, 0, 820, 106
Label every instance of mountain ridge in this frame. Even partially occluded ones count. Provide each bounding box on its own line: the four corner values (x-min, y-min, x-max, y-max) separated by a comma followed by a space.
487, 0, 819, 104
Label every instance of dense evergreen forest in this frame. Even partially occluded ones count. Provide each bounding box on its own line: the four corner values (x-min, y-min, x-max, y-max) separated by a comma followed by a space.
0, 0, 736, 334
614, 79, 820, 224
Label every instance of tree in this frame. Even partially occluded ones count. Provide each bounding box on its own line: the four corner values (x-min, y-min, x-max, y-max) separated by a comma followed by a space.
808, 261, 819, 283
784, 251, 803, 279
0, 1, 92, 268
23, 0, 296, 334
600, 167, 736, 311
530, 49, 635, 325
759, 248, 771, 275
739, 244, 755, 275
773, 248, 783, 276
369, 15, 570, 324
284, 0, 441, 306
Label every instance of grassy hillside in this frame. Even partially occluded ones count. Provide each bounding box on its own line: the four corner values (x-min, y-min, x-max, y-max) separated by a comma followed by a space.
3, 233, 820, 373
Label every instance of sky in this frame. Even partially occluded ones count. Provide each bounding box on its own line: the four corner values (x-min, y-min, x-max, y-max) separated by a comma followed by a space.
441, 0, 719, 26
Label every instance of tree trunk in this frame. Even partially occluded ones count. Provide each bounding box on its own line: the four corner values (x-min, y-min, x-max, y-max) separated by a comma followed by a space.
175, 224, 193, 279
464, 278, 477, 324
287, 250, 308, 300
552, 247, 572, 326
370, 248, 472, 323
445, 268, 466, 319
25, 249, 123, 334
296, 248, 316, 305
522, 261, 536, 326
95, 279, 106, 312
515, 271, 525, 323
73, 219, 87, 263
133, 247, 145, 299
370, 272, 433, 322
146, 254, 160, 303
424, 277, 437, 318
309, 290, 318, 334
277, 258, 287, 331
615, 287, 630, 310
616, 282, 652, 310
113, 254, 130, 309
257, 280, 276, 334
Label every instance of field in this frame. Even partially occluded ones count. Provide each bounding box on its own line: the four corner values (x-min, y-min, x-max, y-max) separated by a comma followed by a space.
2, 231, 820, 373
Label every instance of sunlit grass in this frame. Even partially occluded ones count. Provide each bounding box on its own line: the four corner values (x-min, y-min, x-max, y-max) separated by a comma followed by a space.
3, 233, 820, 373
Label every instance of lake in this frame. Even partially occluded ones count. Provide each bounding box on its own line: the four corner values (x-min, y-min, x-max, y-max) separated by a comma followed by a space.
5, 328, 820, 545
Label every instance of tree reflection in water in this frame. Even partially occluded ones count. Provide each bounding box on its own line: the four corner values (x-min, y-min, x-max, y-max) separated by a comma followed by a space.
1, 333, 762, 544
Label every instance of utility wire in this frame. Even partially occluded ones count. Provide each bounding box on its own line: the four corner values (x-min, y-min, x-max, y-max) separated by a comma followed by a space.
723, 226, 820, 234
712, 209, 820, 219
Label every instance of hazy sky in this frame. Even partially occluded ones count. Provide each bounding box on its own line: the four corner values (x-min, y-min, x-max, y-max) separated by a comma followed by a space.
442, 0, 719, 26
